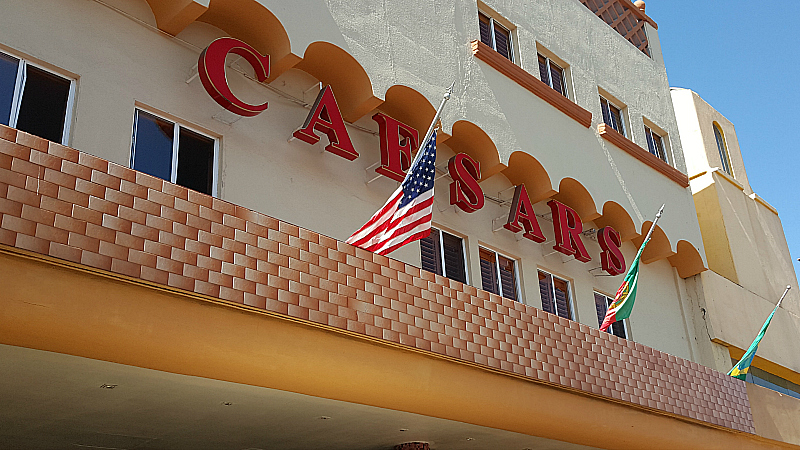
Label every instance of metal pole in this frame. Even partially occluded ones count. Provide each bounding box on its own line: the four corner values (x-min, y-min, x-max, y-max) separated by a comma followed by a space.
413, 81, 455, 164
641, 204, 665, 243
776, 285, 791, 309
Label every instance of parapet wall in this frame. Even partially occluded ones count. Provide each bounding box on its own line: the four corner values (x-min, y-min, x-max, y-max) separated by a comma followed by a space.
0, 124, 753, 432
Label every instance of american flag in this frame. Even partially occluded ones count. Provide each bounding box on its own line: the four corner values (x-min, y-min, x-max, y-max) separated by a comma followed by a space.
346, 131, 437, 255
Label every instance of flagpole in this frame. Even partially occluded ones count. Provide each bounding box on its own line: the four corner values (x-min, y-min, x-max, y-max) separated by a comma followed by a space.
413, 81, 455, 165
727, 284, 791, 379
641, 204, 665, 244
775, 285, 791, 309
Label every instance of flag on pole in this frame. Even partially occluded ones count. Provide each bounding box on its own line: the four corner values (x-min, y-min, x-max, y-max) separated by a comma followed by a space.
346, 131, 437, 255
599, 204, 664, 332
728, 285, 791, 380
599, 237, 647, 332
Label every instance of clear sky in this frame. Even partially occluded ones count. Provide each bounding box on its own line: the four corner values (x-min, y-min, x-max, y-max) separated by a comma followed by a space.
648, 0, 800, 283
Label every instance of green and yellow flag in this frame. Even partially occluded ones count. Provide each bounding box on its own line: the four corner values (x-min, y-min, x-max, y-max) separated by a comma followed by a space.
728, 286, 791, 380
600, 205, 664, 333
599, 238, 647, 332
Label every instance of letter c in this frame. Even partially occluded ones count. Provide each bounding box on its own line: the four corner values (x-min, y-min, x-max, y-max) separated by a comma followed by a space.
199, 37, 270, 117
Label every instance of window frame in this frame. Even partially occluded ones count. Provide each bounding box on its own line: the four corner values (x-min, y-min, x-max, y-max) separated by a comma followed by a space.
421, 226, 470, 285
537, 269, 575, 320
537, 52, 568, 99
0, 50, 76, 146
130, 107, 220, 198
593, 290, 628, 339
644, 124, 668, 164
478, 10, 515, 63
599, 95, 626, 137
712, 122, 733, 176
478, 245, 521, 302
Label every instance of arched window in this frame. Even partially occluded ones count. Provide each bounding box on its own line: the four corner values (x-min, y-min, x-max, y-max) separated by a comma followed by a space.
713, 122, 732, 175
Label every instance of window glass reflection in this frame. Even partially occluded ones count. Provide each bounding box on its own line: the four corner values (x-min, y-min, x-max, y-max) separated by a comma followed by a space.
132, 110, 174, 182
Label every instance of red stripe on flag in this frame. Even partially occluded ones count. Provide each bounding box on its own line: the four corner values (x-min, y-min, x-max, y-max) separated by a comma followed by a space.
362, 199, 433, 253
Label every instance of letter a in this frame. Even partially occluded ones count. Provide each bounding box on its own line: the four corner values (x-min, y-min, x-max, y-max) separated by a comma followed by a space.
293, 85, 358, 160
504, 184, 545, 242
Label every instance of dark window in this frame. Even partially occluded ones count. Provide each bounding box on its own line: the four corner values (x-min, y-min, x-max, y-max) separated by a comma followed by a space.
493, 25, 512, 60
713, 123, 732, 175
0, 53, 19, 126
176, 128, 215, 195
478, 13, 493, 48
16, 66, 71, 143
420, 228, 442, 276
479, 247, 518, 301
478, 12, 513, 62
537, 54, 567, 98
538, 271, 572, 319
644, 125, 667, 162
131, 109, 216, 196
0, 51, 73, 144
419, 227, 467, 283
594, 292, 627, 338
600, 97, 625, 136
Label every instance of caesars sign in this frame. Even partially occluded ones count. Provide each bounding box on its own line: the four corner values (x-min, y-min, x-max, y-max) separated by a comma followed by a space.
199, 37, 627, 276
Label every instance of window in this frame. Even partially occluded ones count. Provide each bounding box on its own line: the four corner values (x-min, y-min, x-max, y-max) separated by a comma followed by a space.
600, 96, 626, 136
478, 11, 513, 62
131, 109, 218, 196
538, 270, 572, 319
479, 247, 519, 301
0, 51, 74, 145
594, 291, 627, 339
644, 125, 667, 163
734, 360, 800, 400
537, 54, 567, 98
420, 227, 467, 283
713, 122, 732, 175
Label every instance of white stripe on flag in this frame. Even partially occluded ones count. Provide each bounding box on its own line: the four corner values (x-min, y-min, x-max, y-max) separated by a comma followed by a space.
359, 191, 433, 252
345, 187, 402, 246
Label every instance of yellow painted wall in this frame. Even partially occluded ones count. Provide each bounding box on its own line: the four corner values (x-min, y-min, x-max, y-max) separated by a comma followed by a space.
691, 176, 738, 283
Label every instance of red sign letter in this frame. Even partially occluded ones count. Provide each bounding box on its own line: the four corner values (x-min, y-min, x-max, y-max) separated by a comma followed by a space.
448, 153, 484, 213
598, 226, 626, 275
293, 85, 358, 160
547, 199, 591, 262
372, 113, 418, 182
199, 37, 270, 117
504, 184, 545, 242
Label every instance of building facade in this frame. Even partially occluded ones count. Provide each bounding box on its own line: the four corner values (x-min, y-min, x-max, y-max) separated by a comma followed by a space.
672, 88, 800, 399
0, 0, 797, 449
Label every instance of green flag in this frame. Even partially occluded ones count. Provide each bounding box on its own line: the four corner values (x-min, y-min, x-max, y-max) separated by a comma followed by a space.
600, 205, 664, 332
599, 238, 647, 331
728, 286, 791, 380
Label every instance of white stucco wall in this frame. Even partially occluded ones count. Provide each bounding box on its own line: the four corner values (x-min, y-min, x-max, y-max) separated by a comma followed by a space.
671, 88, 751, 192
0, 0, 703, 362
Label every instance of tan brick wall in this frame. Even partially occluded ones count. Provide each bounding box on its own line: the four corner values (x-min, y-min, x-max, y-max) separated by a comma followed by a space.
0, 124, 754, 433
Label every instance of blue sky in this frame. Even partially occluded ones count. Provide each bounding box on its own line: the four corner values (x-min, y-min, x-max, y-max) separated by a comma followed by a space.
649, 1, 800, 283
